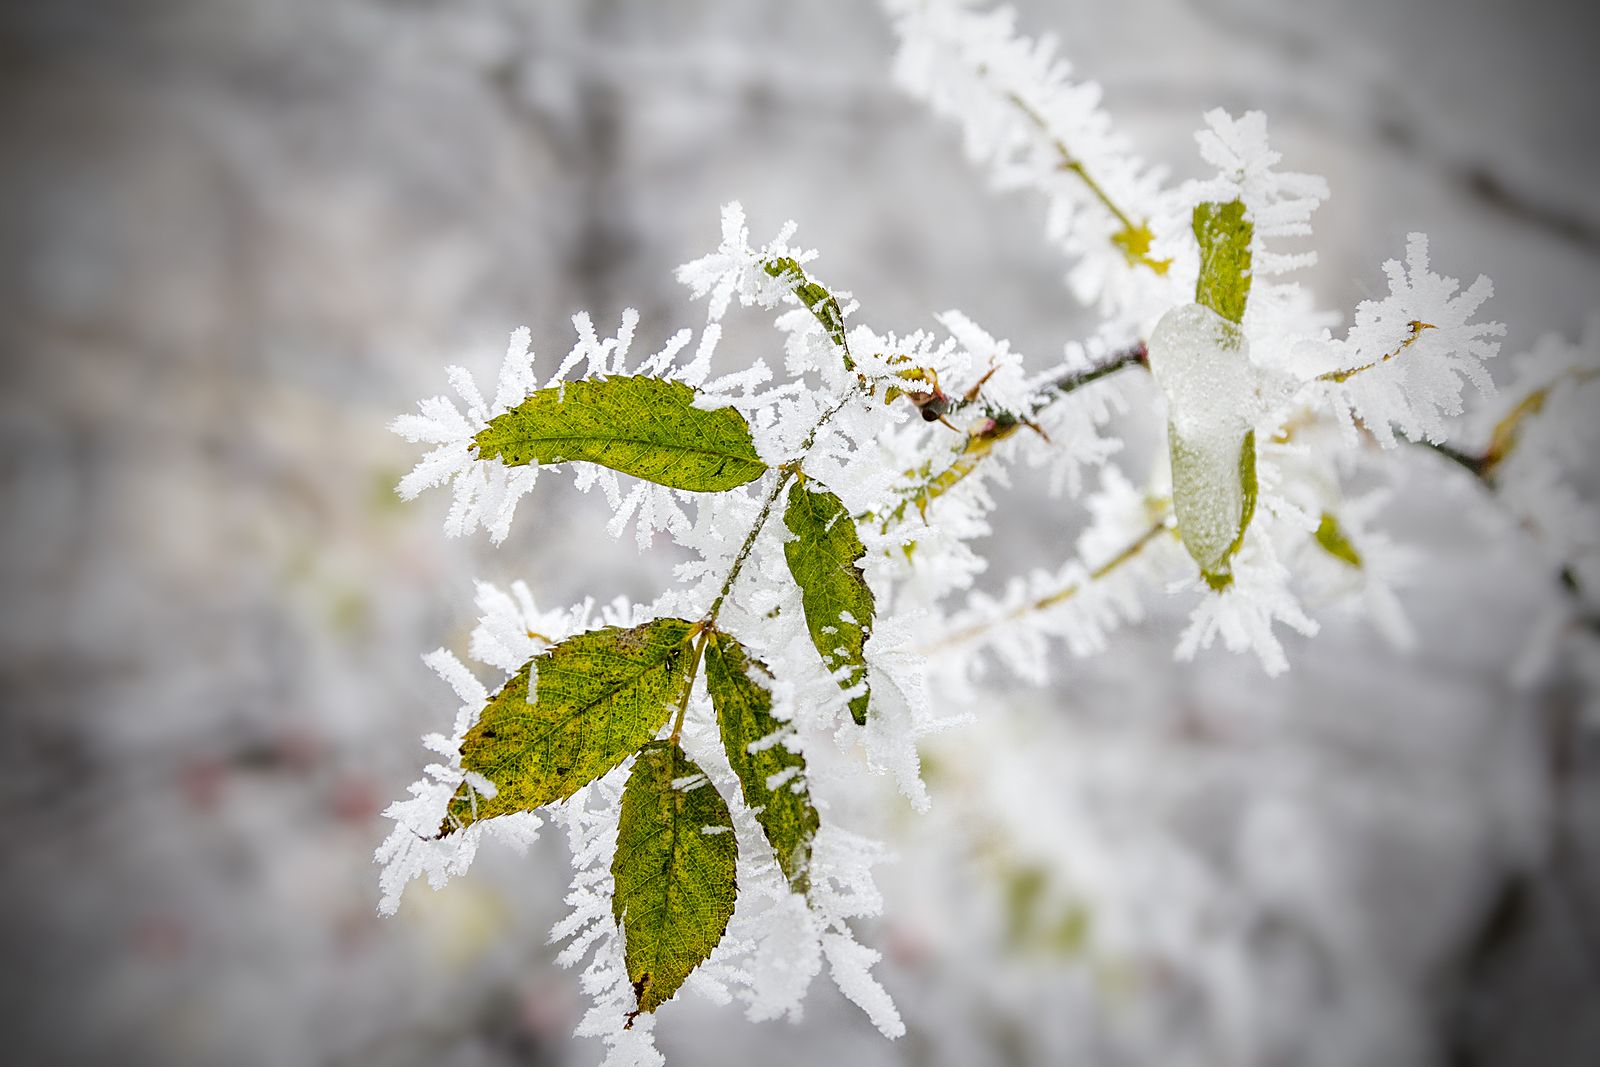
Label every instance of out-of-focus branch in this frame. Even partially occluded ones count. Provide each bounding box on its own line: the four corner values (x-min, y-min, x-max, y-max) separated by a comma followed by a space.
1416, 406, 1600, 990
920, 517, 1172, 653
1002, 92, 1170, 275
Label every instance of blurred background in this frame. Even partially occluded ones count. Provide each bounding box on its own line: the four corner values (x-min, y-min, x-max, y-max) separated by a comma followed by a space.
2, 0, 1598, 1064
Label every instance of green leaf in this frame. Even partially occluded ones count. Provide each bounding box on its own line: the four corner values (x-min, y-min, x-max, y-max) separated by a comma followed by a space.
446, 619, 698, 831
474, 375, 767, 492
1314, 511, 1363, 568
1110, 220, 1173, 276
762, 257, 853, 368
783, 481, 874, 725
703, 631, 819, 894
1193, 199, 1254, 327
611, 740, 738, 1017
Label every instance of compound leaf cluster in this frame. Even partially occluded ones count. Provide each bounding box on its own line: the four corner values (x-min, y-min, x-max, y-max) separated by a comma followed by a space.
434, 304, 886, 1018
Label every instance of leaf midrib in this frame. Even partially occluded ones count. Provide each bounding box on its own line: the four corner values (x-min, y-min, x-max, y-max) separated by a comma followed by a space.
485, 429, 762, 463
649, 745, 687, 990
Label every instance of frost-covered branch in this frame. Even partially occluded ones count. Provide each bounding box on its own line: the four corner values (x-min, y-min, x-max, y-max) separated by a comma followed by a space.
886, 0, 1180, 317
1001, 89, 1172, 276
922, 514, 1172, 654
365, 4, 1598, 1064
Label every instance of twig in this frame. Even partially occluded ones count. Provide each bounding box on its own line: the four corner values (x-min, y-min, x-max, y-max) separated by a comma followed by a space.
1317, 320, 1433, 383
920, 518, 1171, 653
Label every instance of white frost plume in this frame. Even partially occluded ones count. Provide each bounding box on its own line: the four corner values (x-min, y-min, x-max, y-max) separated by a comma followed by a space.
373, 648, 541, 916
1312, 233, 1504, 447
1021, 334, 1133, 499
466, 579, 624, 674
928, 468, 1177, 685
1188, 109, 1330, 280
1292, 489, 1419, 651
672, 715, 904, 1034
860, 613, 948, 813
1175, 534, 1319, 676
675, 200, 815, 322
547, 776, 666, 1067
389, 327, 541, 542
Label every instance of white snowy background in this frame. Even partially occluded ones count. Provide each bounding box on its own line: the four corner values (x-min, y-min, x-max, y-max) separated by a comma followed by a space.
2, 1, 1598, 1065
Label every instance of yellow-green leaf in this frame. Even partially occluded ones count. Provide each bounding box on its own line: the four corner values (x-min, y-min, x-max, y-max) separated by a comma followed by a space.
704, 630, 819, 894
611, 740, 738, 1017
1193, 199, 1253, 327
763, 256, 850, 364
1111, 220, 1172, 276
783, 482, 874, 725
474, 376, 767, 492
1314, 511, 1363, 568
446, 619, 697, 831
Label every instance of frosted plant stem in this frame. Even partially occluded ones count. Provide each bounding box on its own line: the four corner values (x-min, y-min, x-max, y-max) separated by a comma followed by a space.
705, 395, 855, 624
1416, 366, 1596, 480
668, 627, 710, 745
1317, 321, 1433, 383
920, 518, 1171, 653
1004, 91, 1142, 240
1417, 439, 1489, 479
706, 469, 796, 624
1031, 340, 1147, 414
688, 396, 855, 740
877, 343, 1146, 533
1037, 519, 1171, 608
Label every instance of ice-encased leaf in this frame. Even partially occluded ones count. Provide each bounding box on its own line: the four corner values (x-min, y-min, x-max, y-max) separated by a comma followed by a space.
783, 481, 875, 725
611, 739, 738, 1017
704, 630, 820, 894
1147, 302, 1258, 583
1193, 199, 1254, 325
1155, 199, 1260, 584
447, 619, 698, 830
1171, 427, 1257, 588
474, 375, 767, 492
1148, 305, 1254, 441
